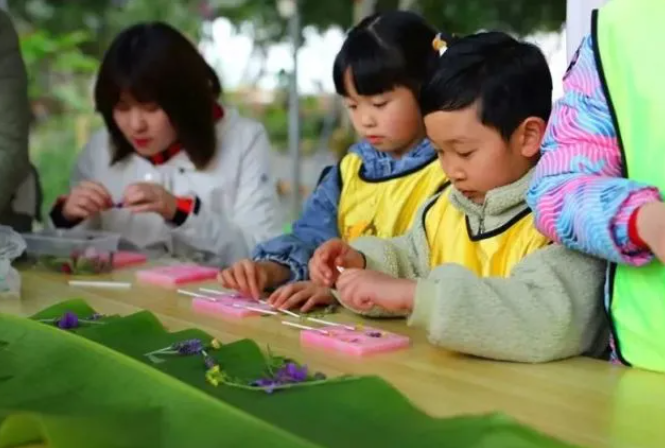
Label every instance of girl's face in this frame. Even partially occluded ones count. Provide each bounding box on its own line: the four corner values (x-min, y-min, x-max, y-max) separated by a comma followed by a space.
342, 69, 425, 157
113, 92, 177, 157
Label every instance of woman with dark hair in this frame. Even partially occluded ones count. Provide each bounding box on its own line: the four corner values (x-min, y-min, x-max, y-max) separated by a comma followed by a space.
50, 22, 281, 265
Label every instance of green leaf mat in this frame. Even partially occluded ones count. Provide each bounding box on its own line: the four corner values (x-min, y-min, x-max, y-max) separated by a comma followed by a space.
0, 299, 584, 448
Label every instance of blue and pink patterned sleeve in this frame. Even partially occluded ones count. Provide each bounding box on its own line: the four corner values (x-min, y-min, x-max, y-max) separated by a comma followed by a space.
526, 35, 662, 265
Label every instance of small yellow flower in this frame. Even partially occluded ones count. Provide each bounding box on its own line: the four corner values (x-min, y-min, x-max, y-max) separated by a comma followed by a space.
210, 339, 222, 350
206, 375, 219, 387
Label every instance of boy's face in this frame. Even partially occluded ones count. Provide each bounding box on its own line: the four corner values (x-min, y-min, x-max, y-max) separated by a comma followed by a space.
424, 103, 543, 204
342, 69, 425, 157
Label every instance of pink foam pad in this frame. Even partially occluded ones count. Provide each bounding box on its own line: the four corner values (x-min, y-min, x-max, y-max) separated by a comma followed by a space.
136, 264, 219, 288
192, 294, 274, 318
113, 251, 148, 269
301, 325, 410, 356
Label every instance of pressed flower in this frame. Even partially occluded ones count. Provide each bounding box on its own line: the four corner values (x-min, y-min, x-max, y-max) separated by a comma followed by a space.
144, 338, 204, 363
205, 365, 227, 388
366, 331, 382, 338
206, 373, 220, 387
39, 311, 106, 330
251, 378, 277, 394
171, 339, 203, 355
249, 360, 322, 394
57, 312, 79, 329
204, 356, 218, 369
201, 350, 218, 370
282, 362, 308, 382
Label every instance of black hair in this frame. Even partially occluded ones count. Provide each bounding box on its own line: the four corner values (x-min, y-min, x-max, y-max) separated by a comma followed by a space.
420, 31, 553, 141
333, 11, 439, 97
94, 22, 222, 168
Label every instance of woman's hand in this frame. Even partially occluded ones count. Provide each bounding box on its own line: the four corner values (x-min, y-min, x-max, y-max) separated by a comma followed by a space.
122, 182, 178, 220
62, 181, 113, 221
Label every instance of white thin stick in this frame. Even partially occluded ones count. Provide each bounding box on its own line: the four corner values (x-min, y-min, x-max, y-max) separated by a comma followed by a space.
199, 288, 267, 305
277, 308, 300, 318
68, 280, 131, 289
336, 266, 345, 273
306, 317, 355, 331
281, 320, 329, 335
199, 287, 224, 295
232, 304, 279, 316
178, 289, 216, 300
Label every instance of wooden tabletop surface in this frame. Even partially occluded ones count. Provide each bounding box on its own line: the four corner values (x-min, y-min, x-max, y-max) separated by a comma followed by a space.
3, 265, 665, 448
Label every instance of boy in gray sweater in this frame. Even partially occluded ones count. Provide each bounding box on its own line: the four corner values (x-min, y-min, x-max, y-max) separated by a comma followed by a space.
309, 32, 608, 363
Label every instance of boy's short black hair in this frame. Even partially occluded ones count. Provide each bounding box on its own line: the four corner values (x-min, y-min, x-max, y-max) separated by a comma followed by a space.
95, 22, 222, 169
420, 31, 553, 141
333, 11, 439, 97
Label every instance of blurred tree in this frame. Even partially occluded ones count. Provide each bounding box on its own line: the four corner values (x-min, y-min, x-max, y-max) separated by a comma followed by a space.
20, 29, 98, 115
7, 0, 205, 56
216, 0, 565, 42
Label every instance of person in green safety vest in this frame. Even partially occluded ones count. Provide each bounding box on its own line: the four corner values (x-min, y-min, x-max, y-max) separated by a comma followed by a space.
527, 0, 665, 373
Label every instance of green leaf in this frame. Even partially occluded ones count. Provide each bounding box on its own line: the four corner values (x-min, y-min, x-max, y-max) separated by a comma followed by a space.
0, 312, 318, 448
0, 301, 583, 448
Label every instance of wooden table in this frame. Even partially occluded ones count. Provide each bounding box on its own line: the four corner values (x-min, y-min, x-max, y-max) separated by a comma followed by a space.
3, 267, 665, 448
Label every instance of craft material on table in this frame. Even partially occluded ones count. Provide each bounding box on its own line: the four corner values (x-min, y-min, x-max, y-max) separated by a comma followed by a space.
22, 230, 120, 275
198, 288, 354, 328
300, 325, 410, 356
136, 264, 218, 288
190, 291, 277, 318
68, 280, 132, 289
112, 251, 148, 269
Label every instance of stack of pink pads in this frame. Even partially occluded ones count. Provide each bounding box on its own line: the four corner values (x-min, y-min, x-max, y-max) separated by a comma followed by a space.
136, 264, 219, 288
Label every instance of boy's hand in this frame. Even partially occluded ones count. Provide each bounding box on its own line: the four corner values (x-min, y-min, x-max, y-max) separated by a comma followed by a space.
218, 260, 289, 299
62, 181, 113, 221
268, 281, 336, 312
636, 201, 665, 264
336, 268, 416, 312
309, 238, 364, 287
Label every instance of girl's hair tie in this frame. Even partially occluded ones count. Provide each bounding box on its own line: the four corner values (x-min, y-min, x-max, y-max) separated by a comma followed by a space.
433, 32, 458, 56
432, 33, 448, 55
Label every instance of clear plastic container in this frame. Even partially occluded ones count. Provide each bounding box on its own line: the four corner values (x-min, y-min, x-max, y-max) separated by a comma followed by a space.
21, 229, 121, 274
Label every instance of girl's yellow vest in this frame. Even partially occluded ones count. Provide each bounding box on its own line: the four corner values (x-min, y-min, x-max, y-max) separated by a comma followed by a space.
337, 153, 446, 242
424, 187, 550, 274
595, 0, 665, 372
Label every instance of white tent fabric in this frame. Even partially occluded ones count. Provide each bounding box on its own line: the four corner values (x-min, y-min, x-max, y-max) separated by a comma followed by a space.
566, 0, 610, 61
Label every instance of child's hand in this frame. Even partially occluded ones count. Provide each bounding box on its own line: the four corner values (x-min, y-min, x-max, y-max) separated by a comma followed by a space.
62, 181, 113, 221
268, 281, 336, 312
218, 259, 289, 299
637, 201, 665, 263
309, 238, 364, 287
336, 268, 416, 312
122, 182, 177, 220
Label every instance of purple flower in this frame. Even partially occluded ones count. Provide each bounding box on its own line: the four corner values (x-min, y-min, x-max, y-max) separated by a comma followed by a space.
366, 331, 382, 338
282, 362, 308, 382
57, 312, 79, 329
251, 378, 277, 394
203, 355, 218, 369
172, 339, 203, 355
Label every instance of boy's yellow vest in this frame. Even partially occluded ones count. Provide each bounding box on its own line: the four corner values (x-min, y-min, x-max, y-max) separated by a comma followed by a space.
595, 0, 665, 372
424, 187, 550, 275
337, 153, 446, 242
